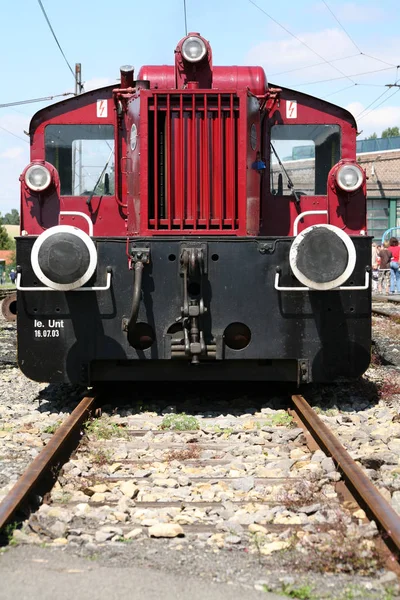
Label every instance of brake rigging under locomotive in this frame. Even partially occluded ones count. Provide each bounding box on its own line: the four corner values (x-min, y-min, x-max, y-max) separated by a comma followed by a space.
16, 33, 371, 384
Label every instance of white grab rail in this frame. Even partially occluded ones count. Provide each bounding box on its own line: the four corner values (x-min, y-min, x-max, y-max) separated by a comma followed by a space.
293, 210, 328, 236
274, 270, 370, 292
16, 269, 112, 292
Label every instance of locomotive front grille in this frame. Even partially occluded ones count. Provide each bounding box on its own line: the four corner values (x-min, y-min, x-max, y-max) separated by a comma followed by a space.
148, 92, 240, 232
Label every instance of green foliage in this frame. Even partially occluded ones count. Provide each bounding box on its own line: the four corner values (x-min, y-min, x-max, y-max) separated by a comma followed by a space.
212, 424, 234, 437
3, 522, 18, 545
382, 126, 399, 138
85, 416, 128, 440
43, 420, 62, 434
366, 132, 377, 140
264, 412, 294, 427
263, 583, 317, 599
91, 448, 114, 466
0, 223, 13, 250
337, 584, 394, 600
1, 209, 20, 225
160, 413, 200, 431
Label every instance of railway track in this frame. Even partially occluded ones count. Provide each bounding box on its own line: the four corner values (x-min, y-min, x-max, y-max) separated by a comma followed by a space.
0, 288, 15, 301
0, 393, 96, 536
1, 392, 400, 578
372, 294, 400, 304
0, 290, 17, 322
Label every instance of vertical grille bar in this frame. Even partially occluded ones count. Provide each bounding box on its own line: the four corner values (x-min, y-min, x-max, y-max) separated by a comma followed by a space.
211, 95, 222, 228
153, 94, 158, 229
192, 94, 197, 230
203, 94, 210, 230
179, 94, 184, 229
186, 95, 192, 226
148, 91, 240, 233
166, 94, 172, 229
217, 94, 223, 229
225, 93, 235, 226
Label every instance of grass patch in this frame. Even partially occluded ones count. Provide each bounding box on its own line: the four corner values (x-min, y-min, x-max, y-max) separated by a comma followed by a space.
276, 479, 322, 510
378, 371, 400, 401
85, 416, 128, 440
91, 448, 114, 466
160, 413, 200, 431
295, 511, 385, 575
212, 425, 234, 437
269, 583, 317, 599
1, 522, 19, 546
164, 443, 201, 461
338, 585, 396, 600
264, 412, 295, 427
43, 420, 62, 434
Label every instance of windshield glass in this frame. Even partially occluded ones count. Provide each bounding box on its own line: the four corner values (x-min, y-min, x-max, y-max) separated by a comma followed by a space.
270, 124, 341, 196
45, 124, 115, 196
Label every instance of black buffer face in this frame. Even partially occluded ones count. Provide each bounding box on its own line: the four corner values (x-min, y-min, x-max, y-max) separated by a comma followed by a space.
296, 228, 348, 284
38, 232, 91, 285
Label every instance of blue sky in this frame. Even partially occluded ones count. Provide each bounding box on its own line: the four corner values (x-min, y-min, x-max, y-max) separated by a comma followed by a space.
1, 0, 400, 213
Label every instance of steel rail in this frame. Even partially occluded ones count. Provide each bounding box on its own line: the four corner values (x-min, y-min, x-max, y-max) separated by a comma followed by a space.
0, 394, 96, 534
372, 307, 399, 319
292, 394, 400, 557
0, 289, 16, 301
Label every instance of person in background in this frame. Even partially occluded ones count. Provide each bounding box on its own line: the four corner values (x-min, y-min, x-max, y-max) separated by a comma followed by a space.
388, 237, 400, 294
372, 242, 378, 269
378, 241, 391, 295
9, 269, 16, 285
372, 243, 380, 292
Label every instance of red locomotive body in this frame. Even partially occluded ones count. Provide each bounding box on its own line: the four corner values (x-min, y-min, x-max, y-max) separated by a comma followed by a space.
16, 33, 371, 384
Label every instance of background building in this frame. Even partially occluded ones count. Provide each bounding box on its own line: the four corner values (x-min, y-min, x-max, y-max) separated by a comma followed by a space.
270, 136, 400, 241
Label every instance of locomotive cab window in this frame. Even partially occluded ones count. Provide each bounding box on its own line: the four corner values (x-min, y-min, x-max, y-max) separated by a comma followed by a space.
45, 124, 115, 196
270, 124, 340, 196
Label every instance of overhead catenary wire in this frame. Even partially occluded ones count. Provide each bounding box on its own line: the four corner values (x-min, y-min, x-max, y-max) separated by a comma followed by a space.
356, 67, 400, 119
37, 0, 77, 86
295, 65, 395, 86
323, 83, 357, 99
249, 0, 400, 98
0, 125, 29, 144
247, 0, 356, 84
321, 0, 362, 53
270, 52, 361, 77
183, 0, 188, 36
0, 92, 74, 109
357, 88, 400, 122
321, 0, 398, 68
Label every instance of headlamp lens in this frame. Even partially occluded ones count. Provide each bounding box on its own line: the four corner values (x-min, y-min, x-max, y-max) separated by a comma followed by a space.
182, 36, 207, 63
336, 164, 363, 192
25, 164, 51, 192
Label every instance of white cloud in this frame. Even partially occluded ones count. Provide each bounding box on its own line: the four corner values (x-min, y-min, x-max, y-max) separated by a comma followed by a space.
0, 147, 24, 159
83, 77, 116, 92
247, 29, 355, 77
329, 2, 384, 23
0, 113, 30, 138
0, 113, 30, 212
346, 100, 400, 137
313, 1, 385, 23
246, 27, 399, 85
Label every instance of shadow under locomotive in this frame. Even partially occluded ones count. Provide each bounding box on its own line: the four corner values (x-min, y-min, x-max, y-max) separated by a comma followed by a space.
16, 235, 371, 385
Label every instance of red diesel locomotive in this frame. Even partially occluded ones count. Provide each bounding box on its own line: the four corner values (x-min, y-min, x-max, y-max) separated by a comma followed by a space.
16, 33, 371, 385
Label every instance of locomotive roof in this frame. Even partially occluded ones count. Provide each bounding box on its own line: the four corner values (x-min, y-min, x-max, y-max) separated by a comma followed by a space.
271, 83, 357, 130
30, 82, 357, 134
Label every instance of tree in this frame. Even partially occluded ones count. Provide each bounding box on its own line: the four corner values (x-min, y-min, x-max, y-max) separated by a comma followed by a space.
382, 126, 399, 138
366, 133, 377, 139
0, 224, 13, 250
2, 209, 20, 225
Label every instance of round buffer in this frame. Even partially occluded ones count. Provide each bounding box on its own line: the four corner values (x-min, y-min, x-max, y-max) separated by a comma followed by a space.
289, 224, 356, 291
31, 225, 97, 291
